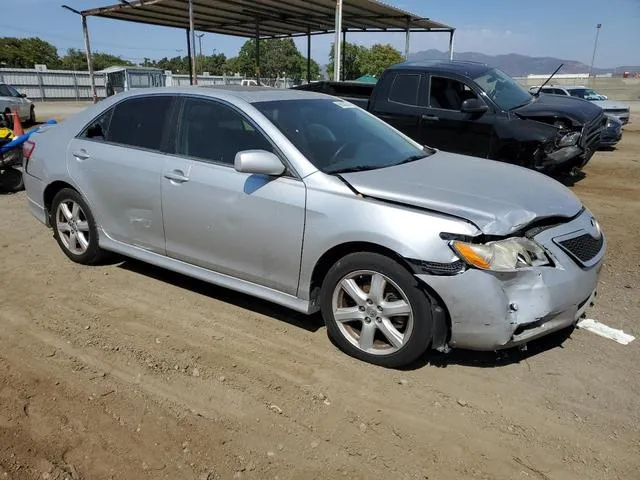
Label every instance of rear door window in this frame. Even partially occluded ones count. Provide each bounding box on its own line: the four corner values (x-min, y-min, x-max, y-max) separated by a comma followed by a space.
388, 74, 420, 105
107, 96, 173, 151
176, 97, 273, 165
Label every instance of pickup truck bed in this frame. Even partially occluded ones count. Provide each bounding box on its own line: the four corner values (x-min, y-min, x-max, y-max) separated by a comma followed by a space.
292, 81, 373, 109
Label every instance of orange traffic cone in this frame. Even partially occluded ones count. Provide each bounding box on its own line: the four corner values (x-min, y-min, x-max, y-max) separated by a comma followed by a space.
11, 109, 24, 136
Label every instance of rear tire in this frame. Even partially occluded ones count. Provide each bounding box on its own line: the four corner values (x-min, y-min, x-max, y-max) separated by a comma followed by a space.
0, 168, 24, 193
320, 252, 433, 368
51, 188, 104, 265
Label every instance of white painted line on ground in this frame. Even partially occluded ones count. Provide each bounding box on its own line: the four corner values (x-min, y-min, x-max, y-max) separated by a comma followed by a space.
577, 318, 635, 345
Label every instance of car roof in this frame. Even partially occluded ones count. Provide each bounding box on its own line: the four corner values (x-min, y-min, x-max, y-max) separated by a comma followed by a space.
388, 60, 492, 77
110, 85, 330, 104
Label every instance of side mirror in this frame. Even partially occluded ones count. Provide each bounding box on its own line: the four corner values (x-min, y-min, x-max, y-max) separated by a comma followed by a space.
18, 93, 27, 98
461, 98, 489, 114
234, 150, 285, 176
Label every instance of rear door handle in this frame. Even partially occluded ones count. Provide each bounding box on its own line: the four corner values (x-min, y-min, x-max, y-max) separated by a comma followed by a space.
72, 149, 90, 160
164, 170, 190, 183
421, 114, 440, 122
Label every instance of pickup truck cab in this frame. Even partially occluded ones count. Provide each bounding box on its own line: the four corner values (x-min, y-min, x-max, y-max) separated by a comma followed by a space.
294, 61, 606, 176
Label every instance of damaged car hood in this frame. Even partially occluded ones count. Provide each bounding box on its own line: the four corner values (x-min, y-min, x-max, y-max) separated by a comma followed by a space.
341, 152, 583, 236
514, 94, 603, 126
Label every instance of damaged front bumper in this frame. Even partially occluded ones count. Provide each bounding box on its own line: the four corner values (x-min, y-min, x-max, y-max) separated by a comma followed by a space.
419, 209, 605, 351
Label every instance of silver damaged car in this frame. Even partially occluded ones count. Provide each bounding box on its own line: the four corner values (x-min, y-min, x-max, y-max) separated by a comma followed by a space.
22, 87, 605, 367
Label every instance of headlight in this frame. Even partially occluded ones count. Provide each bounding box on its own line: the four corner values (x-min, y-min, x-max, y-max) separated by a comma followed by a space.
451, 237, 551, 272
557, 131, 581, 148
606, 117, 620, 128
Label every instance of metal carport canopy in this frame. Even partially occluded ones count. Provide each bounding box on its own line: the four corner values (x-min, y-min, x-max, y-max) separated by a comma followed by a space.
79, 0, 455, 93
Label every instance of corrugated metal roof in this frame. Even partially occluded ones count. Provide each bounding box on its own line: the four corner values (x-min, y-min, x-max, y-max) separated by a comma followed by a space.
82, 0, 453, 38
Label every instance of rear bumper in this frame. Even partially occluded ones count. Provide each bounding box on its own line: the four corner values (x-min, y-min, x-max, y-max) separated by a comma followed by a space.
24, 172, 48, 225
418, 209, 605, 350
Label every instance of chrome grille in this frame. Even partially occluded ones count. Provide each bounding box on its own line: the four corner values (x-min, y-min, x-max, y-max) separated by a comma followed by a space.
558, 233, 604, 264
581, 113, 606, 151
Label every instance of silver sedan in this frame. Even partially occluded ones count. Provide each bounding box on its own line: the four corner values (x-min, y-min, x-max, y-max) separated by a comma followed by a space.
22, 87, 605, 367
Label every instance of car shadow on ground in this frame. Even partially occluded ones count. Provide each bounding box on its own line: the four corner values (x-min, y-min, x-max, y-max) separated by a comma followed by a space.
117, 258, 325, 333
116, 257, 574, 367
552, 170, 587, 187
404, 326, 576, 370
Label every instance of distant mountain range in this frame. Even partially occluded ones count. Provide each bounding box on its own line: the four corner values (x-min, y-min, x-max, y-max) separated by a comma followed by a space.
408, 49, 640, 77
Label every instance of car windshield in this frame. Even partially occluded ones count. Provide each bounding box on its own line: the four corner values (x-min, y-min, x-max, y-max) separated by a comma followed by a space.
253, 99, 432, 174
568, 88, 606, 100
473, 68, 532, 110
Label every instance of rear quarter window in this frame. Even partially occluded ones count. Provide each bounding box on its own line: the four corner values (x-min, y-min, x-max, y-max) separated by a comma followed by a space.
388, 74, 420, 105
107, 96, 173, 151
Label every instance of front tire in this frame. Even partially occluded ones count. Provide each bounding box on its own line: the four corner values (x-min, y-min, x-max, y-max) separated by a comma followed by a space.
320, 252, 433, 368
51, 188, 104, 265
29, 106, 36, 125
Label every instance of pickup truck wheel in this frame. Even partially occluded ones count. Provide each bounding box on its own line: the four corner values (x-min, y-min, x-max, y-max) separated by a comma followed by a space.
51, 188, 104, 265
320, 252, 433, 368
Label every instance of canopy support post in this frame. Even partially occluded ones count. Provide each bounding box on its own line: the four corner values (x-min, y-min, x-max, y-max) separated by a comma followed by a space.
341, 29, 346, 81
81, 15, 97, 103
186, 29, 193, 85
404, 19, 411, 59
256, 20, 261, 85
448, 29, 455, 60
306, 27, 312, 83
333, 0, 343, 81
188, 0, 197, 84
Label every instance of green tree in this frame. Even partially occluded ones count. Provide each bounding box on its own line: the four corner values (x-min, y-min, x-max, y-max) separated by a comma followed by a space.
361, 43, 403, 77
144, 56, 189, 73
223, 39, 320, 80
0, 37, 60, 68
197, 52, 227, 75
59, 48, 133, 71
327, 42, 368, 81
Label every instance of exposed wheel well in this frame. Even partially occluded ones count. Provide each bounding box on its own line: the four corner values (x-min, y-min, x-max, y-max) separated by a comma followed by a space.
309, 241, 451, 349
43, 181, 76, 222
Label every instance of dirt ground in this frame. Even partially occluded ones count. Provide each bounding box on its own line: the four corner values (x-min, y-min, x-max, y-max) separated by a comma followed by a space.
1, 110, 639, 480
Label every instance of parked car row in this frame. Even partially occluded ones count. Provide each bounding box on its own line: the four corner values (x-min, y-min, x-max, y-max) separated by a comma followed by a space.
22, 84, 605, 367
0, 82, 36, 124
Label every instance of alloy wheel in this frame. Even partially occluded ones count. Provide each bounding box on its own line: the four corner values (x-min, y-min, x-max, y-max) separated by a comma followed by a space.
56, 199, 90, 255
331, 270, 414, 355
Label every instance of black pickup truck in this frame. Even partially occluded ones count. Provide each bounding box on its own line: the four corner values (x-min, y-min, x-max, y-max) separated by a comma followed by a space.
293, 60, 606, 176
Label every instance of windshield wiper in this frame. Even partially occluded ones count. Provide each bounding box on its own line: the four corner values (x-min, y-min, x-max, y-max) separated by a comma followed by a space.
394, 150, 434, 166
326, 165, 380, 174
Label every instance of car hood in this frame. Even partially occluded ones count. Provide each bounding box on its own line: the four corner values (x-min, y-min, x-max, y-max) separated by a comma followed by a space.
590, 99, 629, 111
514, 94, 602, 126
340, 152, 583, 236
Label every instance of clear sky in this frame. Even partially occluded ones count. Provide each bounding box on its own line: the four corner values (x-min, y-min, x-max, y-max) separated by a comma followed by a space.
2, 0, 640, 68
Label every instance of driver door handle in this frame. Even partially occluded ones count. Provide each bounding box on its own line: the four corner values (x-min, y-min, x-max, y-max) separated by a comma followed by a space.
72, 149, 90, 160
421, 114, 440, 122
164, 170, 190, 183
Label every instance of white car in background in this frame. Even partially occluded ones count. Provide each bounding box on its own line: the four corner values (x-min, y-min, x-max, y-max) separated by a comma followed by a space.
0, 83, 36, 124
529, 85, 630, 125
